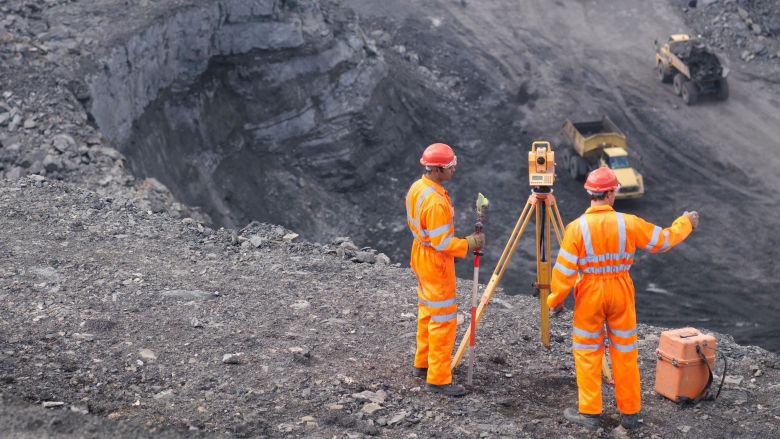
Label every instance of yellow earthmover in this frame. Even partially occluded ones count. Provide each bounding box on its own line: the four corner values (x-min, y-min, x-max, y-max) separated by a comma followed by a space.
655, 34, 729, 105
558, 116, 645, 199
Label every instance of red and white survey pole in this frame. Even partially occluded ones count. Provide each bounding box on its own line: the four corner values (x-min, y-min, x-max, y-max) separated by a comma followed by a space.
467, 193, 489, 386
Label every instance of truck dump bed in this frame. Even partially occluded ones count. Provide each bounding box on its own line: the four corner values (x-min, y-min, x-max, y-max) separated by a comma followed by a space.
562, 116, 626, 159
669, 40, 723, 81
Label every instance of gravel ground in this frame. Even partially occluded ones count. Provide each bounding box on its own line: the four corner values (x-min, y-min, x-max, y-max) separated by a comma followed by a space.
0, 177, 778, 438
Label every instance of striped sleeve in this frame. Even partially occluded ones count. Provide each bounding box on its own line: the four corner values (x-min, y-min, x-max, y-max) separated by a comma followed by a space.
633, 214, 692, 254
424, 200, 468, 258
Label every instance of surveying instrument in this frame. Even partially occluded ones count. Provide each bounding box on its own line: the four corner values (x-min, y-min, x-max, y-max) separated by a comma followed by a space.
452, 141, 613, 383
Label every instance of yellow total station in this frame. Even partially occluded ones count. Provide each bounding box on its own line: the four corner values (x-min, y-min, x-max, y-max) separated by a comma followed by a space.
528, 141, 555, 187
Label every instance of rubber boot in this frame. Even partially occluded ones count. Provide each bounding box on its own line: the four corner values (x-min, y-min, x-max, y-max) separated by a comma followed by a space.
412, 367, 427, 378
425, 383, 468, 397
563, 407, 600, 430
621, 413, 639, 429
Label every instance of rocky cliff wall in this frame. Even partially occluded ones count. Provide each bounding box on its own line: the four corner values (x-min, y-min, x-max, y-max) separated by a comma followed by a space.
82, 0, 395, 235
86, 0, 302, 147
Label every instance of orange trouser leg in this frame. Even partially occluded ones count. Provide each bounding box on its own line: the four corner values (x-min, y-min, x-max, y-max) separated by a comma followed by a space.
414, 305, 430, 370
413, 264, 457, 386
414, 303, 457, 385
571, 280, 607, 415
426, 317, 456, 385
574, 346, 605, 415
604, 278, 640, 415
606, 307, 640, 413
609, 346, 640, 414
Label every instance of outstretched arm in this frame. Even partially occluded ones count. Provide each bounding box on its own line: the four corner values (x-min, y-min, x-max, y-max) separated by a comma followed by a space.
634, 213, 694, 254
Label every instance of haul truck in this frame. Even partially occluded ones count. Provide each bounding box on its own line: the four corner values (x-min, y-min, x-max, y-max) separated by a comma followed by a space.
655, 34, 729, 105
558, 116, 645, 199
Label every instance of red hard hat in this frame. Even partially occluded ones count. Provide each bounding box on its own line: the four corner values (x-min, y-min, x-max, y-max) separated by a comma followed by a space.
584, 167, 619, 192
420, 143, 457, 168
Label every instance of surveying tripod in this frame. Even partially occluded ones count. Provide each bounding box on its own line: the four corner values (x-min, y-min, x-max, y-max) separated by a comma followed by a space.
451, 145, 613, 383
451, 186, 564, 367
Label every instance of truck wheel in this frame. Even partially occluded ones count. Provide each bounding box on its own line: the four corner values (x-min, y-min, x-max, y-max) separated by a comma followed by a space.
558, 147, 570, 171
657, 62, 672, 83
717, 77, 729, 100
673, 73, 685, 96
576, 156, 589, 180
569, 156, 579, 179
682, 81, 698, 105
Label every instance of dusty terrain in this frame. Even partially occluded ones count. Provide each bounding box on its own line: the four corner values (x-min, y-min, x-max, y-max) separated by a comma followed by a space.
1, 178, 779, 439
1, 0, 780, 438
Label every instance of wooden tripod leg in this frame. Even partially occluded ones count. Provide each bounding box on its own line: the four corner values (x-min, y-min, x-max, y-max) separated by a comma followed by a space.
451, 202, 536, 370
602, 350, 613, 384
495, 200, 533, 271
548, 204, 565, 247
538, 202, 550, 348
552, 203, 566, 241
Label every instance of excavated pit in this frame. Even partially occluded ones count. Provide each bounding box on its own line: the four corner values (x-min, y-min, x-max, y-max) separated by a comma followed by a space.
85, 0, 470, 255
86, 1, 398, 242
79, 0, 780, 354
82, 0, 514, 270
121, 38, 385, 236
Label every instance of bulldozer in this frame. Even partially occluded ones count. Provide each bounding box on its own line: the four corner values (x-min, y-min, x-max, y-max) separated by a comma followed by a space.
655, 34, 729, 105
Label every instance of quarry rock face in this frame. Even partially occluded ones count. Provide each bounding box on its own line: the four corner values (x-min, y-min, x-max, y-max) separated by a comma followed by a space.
85, 0, 309, 147
79, 0, 395, 237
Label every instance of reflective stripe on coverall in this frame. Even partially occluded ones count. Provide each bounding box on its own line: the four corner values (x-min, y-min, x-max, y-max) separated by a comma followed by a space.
548, 205, 693, 415
406, 175, 468, 385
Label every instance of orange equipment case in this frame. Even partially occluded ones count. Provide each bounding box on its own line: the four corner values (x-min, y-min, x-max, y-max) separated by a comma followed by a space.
654, 327, 716, 402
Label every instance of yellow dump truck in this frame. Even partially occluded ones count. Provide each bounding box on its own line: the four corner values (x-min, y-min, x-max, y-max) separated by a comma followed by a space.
655, 34, 729, 105
558, 116, 645, 199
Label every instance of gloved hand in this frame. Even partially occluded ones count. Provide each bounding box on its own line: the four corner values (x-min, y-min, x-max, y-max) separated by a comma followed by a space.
683, 211, 699, 229
466, 233, 485, 252
550, 304, 567, 317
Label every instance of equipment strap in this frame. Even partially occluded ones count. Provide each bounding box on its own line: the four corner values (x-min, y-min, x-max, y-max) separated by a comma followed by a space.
714, 347, 727, 400
676, 342, 727, 405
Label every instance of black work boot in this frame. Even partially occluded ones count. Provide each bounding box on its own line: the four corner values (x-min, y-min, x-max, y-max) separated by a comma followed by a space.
412, 367, 427, 378
425, 383, 468, 397
563, 407, 600, 430
621, 413, 639, 429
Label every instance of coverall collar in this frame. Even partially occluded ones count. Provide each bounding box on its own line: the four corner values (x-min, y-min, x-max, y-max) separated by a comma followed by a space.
421, 174, 448, 197
585, 205, 615, 214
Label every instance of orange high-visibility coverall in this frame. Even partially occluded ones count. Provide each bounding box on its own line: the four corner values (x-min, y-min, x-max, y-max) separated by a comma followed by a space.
406, 174, 469, 385
548, 205, 693, 415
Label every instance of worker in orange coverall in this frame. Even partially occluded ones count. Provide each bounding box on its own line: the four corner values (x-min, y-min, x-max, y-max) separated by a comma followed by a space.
549, 167, 699, 430
406, 143, 485, 397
